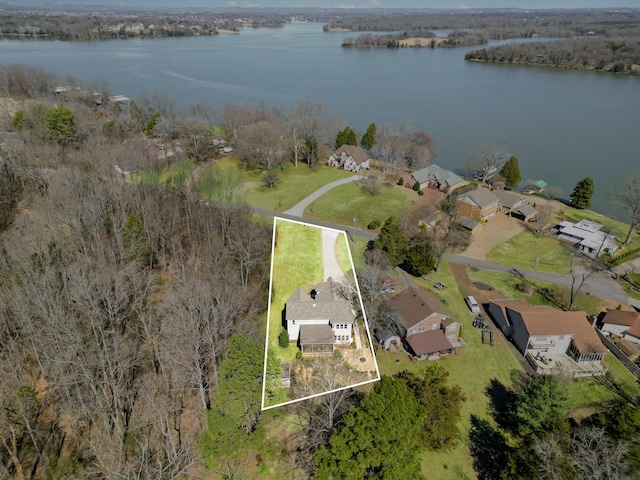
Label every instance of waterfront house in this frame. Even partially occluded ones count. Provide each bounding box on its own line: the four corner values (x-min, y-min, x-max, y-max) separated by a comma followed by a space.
327, 145, 370, 172
458, 188, 500, 222
406, 164, 465, 193
556, 219, 618, 258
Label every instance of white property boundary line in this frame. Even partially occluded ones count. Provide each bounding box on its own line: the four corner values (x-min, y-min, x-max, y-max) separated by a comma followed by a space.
261, 216, 381, 411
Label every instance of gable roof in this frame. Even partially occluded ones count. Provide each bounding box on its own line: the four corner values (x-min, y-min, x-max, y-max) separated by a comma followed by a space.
515, 204, 537, 218
462, 188, 500, 209
490, 299, 607, 354
627, 320, 640, 340
493, 190, 526, 209
333, 145, 369, 165
602, 310, 640, 327
411, 164, 463, 186
406, 329, 453, 356
286, 278, 354, 324
390, 287, 447, 330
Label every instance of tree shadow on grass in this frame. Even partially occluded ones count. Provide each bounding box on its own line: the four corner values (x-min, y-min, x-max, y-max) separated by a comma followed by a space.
485, 377, 517, 433
468, 414, 510, 480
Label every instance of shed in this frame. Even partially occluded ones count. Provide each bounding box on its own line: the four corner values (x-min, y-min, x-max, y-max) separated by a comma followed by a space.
374, 327, 401, 350
512, 204, 538, 222
460, 218, 483, 234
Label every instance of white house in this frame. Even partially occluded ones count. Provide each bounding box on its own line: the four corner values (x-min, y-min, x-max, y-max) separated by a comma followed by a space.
285, 278, 354, 355
327, 145, 370, 172
488, 299, 608, 377
556, 219, 618, 258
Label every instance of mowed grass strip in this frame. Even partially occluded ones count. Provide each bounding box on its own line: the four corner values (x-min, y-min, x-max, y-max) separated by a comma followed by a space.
240, 165, 353, 212
267, 220, 323, 368
304, 182, 415, 227
376, 262, 524, 480
486, 230, 573, 274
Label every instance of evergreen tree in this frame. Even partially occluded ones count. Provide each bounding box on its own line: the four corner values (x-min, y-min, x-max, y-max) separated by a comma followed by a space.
216, 334, 264, 434
336, 126, 357, 148
361, 123, 377, 150
500, 156, 521, 188
404, 230, 436, 277
570, 177, 595, 209
395, 366, 466, 451
42, 106, 78, 145
373, 216, 408, 266
314, 376, 425, 480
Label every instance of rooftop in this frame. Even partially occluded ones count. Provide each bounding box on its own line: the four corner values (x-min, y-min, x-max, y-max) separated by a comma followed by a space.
390, 287, 447, 330
286, 278, 354, 324
406, 329, 453, 356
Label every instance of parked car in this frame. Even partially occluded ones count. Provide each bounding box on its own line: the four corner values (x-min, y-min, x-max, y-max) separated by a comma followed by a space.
465, 295, 480, 313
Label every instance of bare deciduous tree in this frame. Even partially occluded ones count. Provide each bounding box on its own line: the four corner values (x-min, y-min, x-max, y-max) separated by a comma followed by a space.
467, 143, 510, 182
610, 169, 640, 245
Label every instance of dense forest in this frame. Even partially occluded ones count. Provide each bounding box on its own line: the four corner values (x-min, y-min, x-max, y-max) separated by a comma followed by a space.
465, 37, 640, 75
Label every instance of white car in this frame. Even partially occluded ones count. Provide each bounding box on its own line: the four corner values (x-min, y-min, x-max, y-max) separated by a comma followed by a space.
465, 295, 481, 313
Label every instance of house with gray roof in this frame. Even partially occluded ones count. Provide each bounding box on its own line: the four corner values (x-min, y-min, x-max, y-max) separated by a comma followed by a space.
556, 219, 618, 258
285, 277, 354, 355
407, 164, 465, 193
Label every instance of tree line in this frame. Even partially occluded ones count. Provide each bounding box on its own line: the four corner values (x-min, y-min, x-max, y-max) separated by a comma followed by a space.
0, 9, 289, 40
321, 9, 640, 39
465, 37, 640, 75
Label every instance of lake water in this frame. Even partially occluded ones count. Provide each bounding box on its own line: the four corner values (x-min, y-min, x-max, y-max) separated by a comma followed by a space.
2, 22, 639, 217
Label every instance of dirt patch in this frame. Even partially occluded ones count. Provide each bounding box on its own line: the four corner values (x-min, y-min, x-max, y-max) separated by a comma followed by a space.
462, 213, 526, 260
341, 347, 377, 374
474, 282, 495, 291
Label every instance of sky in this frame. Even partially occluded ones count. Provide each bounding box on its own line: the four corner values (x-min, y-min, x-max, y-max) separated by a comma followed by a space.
14, 0, 639, 9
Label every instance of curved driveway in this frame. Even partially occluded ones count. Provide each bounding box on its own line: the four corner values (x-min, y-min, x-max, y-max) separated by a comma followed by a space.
283, 175, 360, 217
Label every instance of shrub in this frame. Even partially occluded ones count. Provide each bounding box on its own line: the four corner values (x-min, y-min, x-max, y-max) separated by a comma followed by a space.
11, 110, 24, 131
412, 182, 421, 192
295, 351, 303, 360
278, 329, 289, 348
417, 189, 424, 196
397, 177, 404, 186
368, 220, 381, 230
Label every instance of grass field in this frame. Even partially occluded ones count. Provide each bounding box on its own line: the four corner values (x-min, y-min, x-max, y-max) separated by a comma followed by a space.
264, 219, 324, 407
374, 262, 525, 479
239, 164, 353, 212
304, 182, 416, 227
467, 269, 609, 315
486, 230, 573, 274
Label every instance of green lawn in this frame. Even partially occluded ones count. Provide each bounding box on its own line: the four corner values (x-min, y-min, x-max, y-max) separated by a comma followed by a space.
375, 262, 525, 480
264, 219, 324, 407
467, 269, 609, 315
486, 230, 573, 274
239, 164, 353, 212
304, 182, 416, 228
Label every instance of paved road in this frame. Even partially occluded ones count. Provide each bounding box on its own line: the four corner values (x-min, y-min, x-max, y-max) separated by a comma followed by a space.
445, 253, 640, 308
283, 175, 361, 217
252, 207, 377, 241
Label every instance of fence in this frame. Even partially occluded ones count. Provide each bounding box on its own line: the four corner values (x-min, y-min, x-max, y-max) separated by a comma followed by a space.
596, 330, 640, 379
